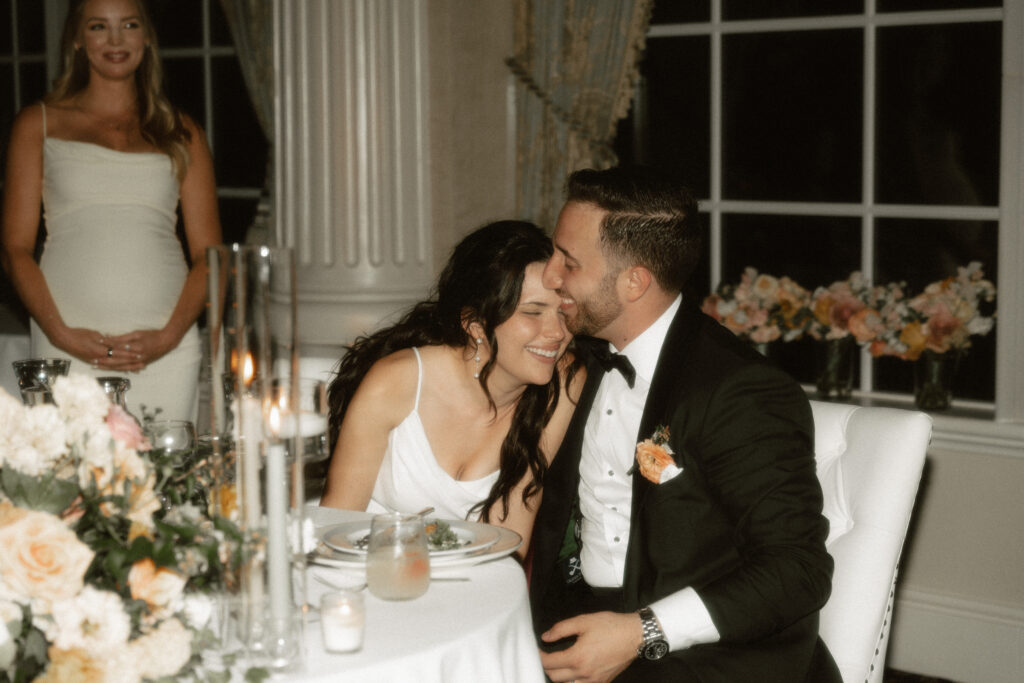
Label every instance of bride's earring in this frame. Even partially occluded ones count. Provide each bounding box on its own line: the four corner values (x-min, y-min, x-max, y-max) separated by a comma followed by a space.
474, 337, 483, 379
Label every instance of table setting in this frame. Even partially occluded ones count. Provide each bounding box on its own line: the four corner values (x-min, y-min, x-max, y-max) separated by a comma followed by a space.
0, 245, 545, 682
300, 506, 544, 682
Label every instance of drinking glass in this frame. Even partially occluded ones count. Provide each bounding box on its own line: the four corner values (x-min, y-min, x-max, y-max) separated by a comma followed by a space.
365, 512, 430, 600
12, 358, 70, 405
145, 420, 197, 467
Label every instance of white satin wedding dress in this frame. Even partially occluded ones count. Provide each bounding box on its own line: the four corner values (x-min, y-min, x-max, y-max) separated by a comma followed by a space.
30, 104, 201, 421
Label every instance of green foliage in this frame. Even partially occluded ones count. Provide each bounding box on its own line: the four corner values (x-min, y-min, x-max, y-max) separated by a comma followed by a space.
0, 468, 78, 516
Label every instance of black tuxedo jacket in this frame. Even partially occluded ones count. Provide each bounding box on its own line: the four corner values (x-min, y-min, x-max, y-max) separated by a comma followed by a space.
529, 302, 840, 682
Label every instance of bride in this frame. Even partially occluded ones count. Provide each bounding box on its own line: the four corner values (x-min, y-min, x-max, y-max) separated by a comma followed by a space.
320, 221, 584, 555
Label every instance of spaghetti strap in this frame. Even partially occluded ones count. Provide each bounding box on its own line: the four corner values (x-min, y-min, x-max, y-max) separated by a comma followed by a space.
40, 102, 47, 139
411, 347, 423, 412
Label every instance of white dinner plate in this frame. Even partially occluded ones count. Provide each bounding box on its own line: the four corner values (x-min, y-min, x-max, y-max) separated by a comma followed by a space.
311, 524, 522, 570
320, 519, 501, 558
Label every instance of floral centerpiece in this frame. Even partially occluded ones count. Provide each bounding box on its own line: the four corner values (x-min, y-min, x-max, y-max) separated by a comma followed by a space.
701, 267, 812, 345
806, 272, 874, 341
0, 374, 251, 682
872, 262, 996, 411
899, 261, 996, 361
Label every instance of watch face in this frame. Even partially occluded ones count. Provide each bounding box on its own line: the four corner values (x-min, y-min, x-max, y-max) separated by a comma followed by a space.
643, 640, 669, 660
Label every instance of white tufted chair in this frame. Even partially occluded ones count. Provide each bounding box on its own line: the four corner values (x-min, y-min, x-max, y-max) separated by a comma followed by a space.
810, 401, 932, 683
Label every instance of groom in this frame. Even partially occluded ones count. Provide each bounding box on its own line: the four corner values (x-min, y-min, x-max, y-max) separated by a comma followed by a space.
530, 166, 841, 682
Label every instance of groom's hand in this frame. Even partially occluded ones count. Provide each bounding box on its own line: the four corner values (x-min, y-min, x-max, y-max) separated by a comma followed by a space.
539, 611, 643, 683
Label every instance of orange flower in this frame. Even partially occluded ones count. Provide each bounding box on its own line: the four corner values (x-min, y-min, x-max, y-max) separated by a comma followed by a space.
635, 440, 674, 484
128, 558, 186, 614
899, 321, 927, 360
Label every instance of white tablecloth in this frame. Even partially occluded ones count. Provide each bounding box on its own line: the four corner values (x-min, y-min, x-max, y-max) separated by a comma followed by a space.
290, 506, 545, 682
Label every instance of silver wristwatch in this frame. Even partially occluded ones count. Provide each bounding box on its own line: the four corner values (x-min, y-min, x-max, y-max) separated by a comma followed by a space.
637, 606, 669, 660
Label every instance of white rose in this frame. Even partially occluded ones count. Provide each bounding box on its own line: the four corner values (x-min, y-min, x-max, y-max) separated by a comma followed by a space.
50, 586, 130, 654
51, 374, 109, 422
181, 593, 214, 630
130, 618, 192, 678
76, 426, 116, 490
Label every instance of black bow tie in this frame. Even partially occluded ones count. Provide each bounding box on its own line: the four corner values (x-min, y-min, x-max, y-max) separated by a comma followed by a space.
590, 343, 636, 388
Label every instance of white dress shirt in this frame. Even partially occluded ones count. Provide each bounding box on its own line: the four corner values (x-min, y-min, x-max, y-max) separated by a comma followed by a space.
578, 295, 721, 651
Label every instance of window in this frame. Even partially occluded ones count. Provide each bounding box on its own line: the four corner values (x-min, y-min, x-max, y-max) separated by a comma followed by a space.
616, 0, 1019, 420
0, 0, 267, 329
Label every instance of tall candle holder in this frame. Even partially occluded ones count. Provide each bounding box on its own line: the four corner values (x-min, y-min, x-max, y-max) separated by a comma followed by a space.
206, 244, 306, 672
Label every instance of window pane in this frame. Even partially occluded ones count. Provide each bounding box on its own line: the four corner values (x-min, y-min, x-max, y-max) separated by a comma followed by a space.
724, 0, 863, 20
149, 0, 203, 48
19, 61, 46, 107
16, 0, 45, 53
0, 0, 11, 53
210, 0, 234, 46
650, 1, 709, 24
616, 36, 710, 197
161, 57, 205, 125
219, 197, 260, 246
722, 214, 862, 289
688, 212, 711, 303
879, 0, 999, 11
874, 218, 997, 400
1, 64, 12, 168
211, 57, 268, 188
723, 29, 862, 201
876, 23, 1001, 206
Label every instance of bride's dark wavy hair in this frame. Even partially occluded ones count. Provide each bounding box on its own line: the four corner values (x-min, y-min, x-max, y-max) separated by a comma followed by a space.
327, 220, 569, 522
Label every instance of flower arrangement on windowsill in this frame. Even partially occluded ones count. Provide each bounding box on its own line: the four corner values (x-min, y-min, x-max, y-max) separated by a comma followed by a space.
701, 267, 813, 346
702, 262, 997, 410
0, 374, 255, 682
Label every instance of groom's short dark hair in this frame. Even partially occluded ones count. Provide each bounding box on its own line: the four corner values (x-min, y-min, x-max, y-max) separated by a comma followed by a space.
565, 166, 701, 293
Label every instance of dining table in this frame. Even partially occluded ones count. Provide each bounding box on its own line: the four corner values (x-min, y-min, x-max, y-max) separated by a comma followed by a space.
282, 505, 546, 682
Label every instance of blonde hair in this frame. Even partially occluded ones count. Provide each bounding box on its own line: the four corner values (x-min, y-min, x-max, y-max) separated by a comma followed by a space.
46, 0, 192, 181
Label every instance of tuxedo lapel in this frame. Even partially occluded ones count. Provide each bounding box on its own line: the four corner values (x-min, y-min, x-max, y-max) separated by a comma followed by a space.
624, 303, 703, 597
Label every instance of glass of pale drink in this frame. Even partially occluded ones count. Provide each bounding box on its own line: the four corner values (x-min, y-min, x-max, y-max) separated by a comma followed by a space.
366, 512, 430, 600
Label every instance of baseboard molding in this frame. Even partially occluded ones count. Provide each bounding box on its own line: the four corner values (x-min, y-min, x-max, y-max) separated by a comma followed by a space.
887, 588, 1024, 683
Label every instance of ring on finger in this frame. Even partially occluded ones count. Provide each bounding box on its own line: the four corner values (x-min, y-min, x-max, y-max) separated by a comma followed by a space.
106, 347, 114, 358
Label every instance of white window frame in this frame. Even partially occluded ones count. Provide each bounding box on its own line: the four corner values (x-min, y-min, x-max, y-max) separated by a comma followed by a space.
643, 1, 1024, 453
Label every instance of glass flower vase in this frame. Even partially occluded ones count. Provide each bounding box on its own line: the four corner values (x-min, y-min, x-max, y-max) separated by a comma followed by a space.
205, 244, 306, 672
816, 336, 856, 400
914, 349, 960, 411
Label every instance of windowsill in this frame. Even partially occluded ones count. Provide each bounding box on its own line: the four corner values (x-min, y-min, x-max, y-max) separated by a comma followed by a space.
802, 387, 1024, 459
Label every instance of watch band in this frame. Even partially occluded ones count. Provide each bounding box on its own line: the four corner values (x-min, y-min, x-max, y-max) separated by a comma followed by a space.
637, 606, 669, 660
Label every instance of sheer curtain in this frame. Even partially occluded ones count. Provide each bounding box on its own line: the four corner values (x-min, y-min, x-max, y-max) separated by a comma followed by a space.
218, 0, 274, 241
507, 0, 653, 228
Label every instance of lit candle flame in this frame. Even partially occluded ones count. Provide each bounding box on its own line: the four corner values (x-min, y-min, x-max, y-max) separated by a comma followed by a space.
242, 353, 255, 386
267, 401, 282, 437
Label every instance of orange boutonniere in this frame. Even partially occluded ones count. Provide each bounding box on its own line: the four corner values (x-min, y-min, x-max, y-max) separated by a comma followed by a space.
633, 425, 683, 484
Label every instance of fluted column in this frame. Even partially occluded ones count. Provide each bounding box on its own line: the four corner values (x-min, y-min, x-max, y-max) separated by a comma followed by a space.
273, 0, 432, 354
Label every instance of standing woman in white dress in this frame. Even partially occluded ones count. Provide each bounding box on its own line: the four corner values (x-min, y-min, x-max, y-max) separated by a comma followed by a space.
0, 0, 221, 421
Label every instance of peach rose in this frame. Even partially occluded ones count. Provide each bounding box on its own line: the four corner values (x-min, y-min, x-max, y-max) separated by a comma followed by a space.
635, 439, 676, 485
0, 503, 93, 606
128, 559, 186, 614
35, 647, 112, 683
